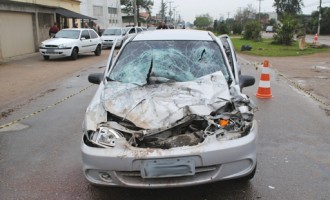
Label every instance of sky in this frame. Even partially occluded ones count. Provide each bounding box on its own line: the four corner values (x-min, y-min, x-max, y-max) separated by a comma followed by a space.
151, 0, 328, 23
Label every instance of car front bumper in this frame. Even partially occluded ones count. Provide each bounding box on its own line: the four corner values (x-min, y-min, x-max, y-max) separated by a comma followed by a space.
81, 120, 258, 188
39, 47, 72, 58
102, 40, 122, 48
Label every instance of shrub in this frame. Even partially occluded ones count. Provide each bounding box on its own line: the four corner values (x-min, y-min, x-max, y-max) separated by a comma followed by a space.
243, 20, 262, 41
272, 15, 298, 45
216, 22, 229, 34
232, 22, 243, 35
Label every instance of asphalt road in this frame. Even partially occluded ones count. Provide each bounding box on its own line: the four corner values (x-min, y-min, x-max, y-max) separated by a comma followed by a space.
0, 55, 330, 199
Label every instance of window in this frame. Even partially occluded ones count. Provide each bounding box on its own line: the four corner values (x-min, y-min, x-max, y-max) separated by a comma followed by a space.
108, 7, 117, 14
137, 28, 143, 33
93, 6, 103, 16
89, 30, 99, 38
128, 28, 136, 34
81, 30, 90, 39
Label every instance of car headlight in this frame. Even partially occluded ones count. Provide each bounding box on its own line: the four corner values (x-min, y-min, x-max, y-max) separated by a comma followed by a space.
90, 127, 123, 147
58, 44, 69, 48
40, 43, 46, 48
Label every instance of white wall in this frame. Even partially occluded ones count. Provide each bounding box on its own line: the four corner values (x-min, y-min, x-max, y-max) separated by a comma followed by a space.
80, 0, 122, 29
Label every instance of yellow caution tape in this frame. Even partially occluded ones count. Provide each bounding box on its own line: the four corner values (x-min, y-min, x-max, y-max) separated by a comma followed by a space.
0, 84, 94, 130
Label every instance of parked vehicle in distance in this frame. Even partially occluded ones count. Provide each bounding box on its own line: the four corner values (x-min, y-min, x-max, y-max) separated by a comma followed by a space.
147, 26, 157, 31
265, 26, 274, 33
124, 27, 144, 38
39, 28, 102, 60
82, 30, 257, 188
101, 27, 127, 48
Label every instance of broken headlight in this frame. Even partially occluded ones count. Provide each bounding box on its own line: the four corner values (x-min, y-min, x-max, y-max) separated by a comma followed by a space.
90, 127, 123, 148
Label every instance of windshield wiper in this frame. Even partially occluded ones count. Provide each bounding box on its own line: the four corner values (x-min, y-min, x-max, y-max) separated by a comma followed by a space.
146, 57, 153, 84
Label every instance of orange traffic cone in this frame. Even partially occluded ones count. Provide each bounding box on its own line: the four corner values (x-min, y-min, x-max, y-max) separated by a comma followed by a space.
256, 60, 272, 99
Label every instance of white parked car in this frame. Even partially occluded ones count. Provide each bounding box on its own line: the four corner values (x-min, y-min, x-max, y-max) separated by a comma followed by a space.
82, 30, 257, 188
101, 27, 127, 48
123, 27, 144, 38
39, 28, 102, 60
265, 26, 274, 33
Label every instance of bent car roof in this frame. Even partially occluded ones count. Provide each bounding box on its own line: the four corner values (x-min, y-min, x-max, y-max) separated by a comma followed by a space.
133, 29, 214, 41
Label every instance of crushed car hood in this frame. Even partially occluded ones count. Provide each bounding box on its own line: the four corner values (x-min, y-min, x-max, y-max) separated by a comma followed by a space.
102, 71, 231, 130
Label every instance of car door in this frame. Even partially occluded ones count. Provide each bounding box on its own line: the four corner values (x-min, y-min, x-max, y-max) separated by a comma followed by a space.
219, 35, 240, 83
80, 30, 93, 52
88, 29, 100, 51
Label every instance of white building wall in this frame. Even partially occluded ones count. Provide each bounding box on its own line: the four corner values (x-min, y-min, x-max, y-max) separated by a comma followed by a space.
80, 0, 122, 29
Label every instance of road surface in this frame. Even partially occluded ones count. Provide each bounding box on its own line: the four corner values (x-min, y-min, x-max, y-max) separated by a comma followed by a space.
0, 54, 329, 200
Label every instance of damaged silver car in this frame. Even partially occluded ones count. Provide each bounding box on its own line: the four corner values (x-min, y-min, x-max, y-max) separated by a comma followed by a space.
81, 30, 258, 188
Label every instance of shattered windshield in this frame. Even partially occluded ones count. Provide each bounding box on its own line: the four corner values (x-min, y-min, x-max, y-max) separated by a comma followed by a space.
109, 40, 230, 85
54, 30, 80, 39
103, 29, 122, 36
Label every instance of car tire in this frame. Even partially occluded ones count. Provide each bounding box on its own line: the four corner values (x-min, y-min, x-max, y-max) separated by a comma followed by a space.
43, 55, 50, 60
94, 45, 101, 56
71, 47, 78, 60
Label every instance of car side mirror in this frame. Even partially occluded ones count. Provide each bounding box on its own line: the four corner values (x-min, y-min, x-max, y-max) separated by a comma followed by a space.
239, 75, 255, 89
88, 73, 104, 85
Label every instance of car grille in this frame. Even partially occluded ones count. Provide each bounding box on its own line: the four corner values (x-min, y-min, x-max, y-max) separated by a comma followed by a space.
103, 40, 113, 42
45, 45, 58, 48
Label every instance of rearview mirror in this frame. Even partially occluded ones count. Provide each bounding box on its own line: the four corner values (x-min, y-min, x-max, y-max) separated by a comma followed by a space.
88, 73, 104, 85
239, 75, 255, 89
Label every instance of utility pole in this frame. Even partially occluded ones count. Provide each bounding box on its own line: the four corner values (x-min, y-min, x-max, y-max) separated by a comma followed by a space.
168, 1, 174, 24
317, 0, 322, 35
257, 0, 263, 24
133, 0, 137, 26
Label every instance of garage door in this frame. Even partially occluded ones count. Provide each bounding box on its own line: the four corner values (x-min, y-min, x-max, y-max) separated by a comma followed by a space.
0, 11, 35, 58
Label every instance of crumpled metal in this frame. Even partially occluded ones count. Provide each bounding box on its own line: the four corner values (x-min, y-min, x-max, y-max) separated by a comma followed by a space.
102, 71, 231, 130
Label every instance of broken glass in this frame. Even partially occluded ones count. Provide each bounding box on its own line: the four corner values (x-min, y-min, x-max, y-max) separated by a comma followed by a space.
109, 41, 230, 86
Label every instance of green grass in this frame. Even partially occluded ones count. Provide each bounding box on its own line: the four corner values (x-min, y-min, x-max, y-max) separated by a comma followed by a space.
231, 37, 330, 57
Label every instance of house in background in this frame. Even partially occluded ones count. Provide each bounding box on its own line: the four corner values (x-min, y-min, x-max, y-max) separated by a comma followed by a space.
80, 0, 122, 29
0, 0, 94, 62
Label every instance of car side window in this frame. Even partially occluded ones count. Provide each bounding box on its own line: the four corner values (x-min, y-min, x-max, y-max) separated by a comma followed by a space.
220, 38, 234, 69
81, 30, 90, 39
89, 30, 98, 39
137, 28, 143, 33
128, 28, 136, 34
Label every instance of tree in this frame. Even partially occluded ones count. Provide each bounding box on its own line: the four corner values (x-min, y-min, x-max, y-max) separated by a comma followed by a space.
216, 22, 229, 34
194, 14, 212, 29
308, 7, 330, 35
243, 20, 262, 41
159, 0, 167, 22
121, 0, 153, 25
272, 14, 298, 45
273, 0, 304, 20
234, 5, 256, 27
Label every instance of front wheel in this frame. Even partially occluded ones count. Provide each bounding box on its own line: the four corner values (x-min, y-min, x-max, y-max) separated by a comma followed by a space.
71, 48, 78, 60
43, 55, 50, 60
94, 45, 101, 56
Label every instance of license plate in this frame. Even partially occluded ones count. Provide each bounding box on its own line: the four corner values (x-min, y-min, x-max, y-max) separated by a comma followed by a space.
46, 49, 55, 53
141, 158, 195, 178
